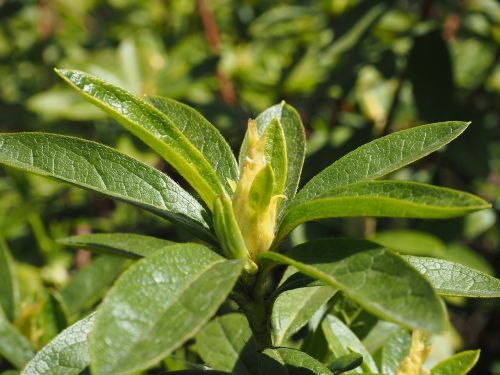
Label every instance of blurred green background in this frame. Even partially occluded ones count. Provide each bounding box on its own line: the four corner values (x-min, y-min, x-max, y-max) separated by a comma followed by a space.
0, 0, 499, 373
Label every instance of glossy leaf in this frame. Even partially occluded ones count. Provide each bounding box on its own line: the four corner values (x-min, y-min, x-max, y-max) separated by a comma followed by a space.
147, 96, 239, 195
21, 314, 94, 375
56, 69, 226, 207
58, 233, 174, 259
195, 313, 258, 375
327, 353, 363, 375
321, 314, 377, 373
258, 239, 446, 332
0, 238, 19, 321
0, 133, 211, 238
60, 256, 128, 316
373, 329, 411, 375
89, 244, 243, 375
0, 310, 34, 369
294, 121, 469, 202
405, 256, 500, 298
430, 350, 480, 375
258, 347, 333, 375
272, 286, 335, 346
278, 181, 489, 241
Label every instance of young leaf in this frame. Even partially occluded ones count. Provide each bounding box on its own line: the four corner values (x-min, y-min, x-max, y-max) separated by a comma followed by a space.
0, 310, 34, 369
272, 286, 335, 346
260, 118, 287, 198
0, 133, 211, 239
258, 347, 333, 375
60, 256, 128, 317
195, 313, 258, 375
321, 314, 378, 373
295, 121, 469, 202
56, 69, 226, 207
21, 314, 95, 375
373, 329, 411, 375
146, 96, 239, 195
278, 181, 489, 241
58, 233, 174, 259
258, 239, 447, 332
0, 238, 19, 322
240, 102, 305, 203
89, 244, 244, 375
404, 256, 500, 298
430, 350, 480, 375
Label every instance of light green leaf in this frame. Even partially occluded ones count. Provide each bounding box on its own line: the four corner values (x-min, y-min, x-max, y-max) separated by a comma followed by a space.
258, 347, 333, 375
321, 314, 378, 373
167, 372, 232, 375
146, 96, 239, 195
60, 256, 128, 317
404, 256, 500, 298
258, 239, 446, 332
294, 121, 469, 202
0, 310, 34, 369
37, 292, 69, 347
56, 69, 226, 208
241, 102, 305, 204
430, 350, 480, 375
278, 181, 489, 241
0, 133, 211, 239
373, 329, 411, 375
21, 314, 94, 375
89, 244, 243, 375
272, 286, 335, 346
371, 230, 447, 257
58, 233, 174, 259
261, 119, 287, 198
195, 313, 257, 375
0, 238, 19, 321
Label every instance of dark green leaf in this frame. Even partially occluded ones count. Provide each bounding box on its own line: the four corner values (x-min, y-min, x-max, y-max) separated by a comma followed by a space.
37, 292, 69, 347
195, 313, 257, 375
278, 181, 489, 241
0, 310, 34, 369
373, 329, 411, 375
56, 69, 226, 207
0, 133, 211, 238
430, 350, 480, 375
21, 314, 94, 375
0, 238, 19, 321
89, 244, 243, 375
258, 239, 446, 332
405, 256, 500, 298
258, 347, 333, 375
58, 233, 174, 259
327, 353, 363, 375
60, 256, 128, 316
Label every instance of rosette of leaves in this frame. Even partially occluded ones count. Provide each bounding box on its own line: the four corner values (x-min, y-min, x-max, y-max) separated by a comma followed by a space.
0, 70, 499, 375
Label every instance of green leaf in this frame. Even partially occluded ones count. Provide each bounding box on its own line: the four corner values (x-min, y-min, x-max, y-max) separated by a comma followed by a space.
327, 353, 363, 375
258, 347, 333, 375
261, 119, 287, 198
371, 230, 447, 257
21, 314, 94, 375
294, 121, 470, 202
146, 96, 239, 195
195, 313, 257, 375
404, 256, 500, 298
272, 286, 335, 346
166, 372, 232, 375
58, 233, 174, 259
0, 310, 34, 369
278, 181, 489, 241
321, 314, 378, 373
373, 329, 411, 375
89, 244, 244, 375
258, 239, 446, 332
0, 238, 19, 321
0, 133, 211, 239
56, 69, 226, 208
430, 350, 480, 375
241, 102, 305, 204
37, 292, 69, 347
60, 256, 128, 317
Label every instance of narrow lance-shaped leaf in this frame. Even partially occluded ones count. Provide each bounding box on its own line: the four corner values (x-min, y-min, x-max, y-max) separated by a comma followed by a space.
258, 239, 447, 332
373, 329, 411, 375
89, 244, 244, 375
430, 350, 480, 375
293, 121, 470, 203
258, 347, 333, 375
0, 133, 212, 239
56, 69, 227, 208
58, 233, 175, 259
0, 238, 19, 322
404, 256, 500, 298
195, 313, 258, 375
146, 96, 239, 195
21, 314, 95, 375
0, 310, 34, 369
278, 180, 489, 241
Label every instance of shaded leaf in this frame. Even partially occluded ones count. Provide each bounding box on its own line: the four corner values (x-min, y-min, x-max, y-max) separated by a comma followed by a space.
258, 347, 333, 375
373, 329, 411, 375
327, 353, 363, 375
0, 238, 19, 321
37, 292, 69, 347
0, 310, 34, 369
